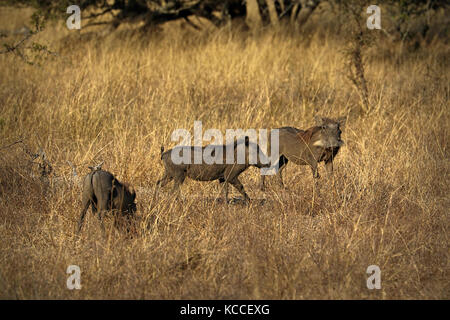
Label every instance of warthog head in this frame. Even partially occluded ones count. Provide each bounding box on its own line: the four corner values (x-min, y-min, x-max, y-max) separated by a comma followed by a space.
312, 116, 346, 149
119, 182, 137, 214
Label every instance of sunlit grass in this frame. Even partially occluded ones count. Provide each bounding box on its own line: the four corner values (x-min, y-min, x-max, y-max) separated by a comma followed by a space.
0, 6, 448, 299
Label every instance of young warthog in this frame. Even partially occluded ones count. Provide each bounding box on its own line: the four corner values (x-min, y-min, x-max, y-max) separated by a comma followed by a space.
260, 116, 346, 190
78, 169, 137, 233
156, 136, 269, 203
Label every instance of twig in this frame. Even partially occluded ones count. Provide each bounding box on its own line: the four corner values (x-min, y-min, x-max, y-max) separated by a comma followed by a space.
0, 140, 23, 151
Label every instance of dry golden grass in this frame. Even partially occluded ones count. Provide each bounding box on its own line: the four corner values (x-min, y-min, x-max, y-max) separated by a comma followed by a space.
0, 7, 448, 299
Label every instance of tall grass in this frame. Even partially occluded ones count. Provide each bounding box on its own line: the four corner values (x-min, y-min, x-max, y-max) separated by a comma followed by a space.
0, 6, 448, 299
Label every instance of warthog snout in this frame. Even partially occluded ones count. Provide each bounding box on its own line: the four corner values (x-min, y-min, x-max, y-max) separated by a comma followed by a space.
129, 202, 137, 214
312, 127, 344, 149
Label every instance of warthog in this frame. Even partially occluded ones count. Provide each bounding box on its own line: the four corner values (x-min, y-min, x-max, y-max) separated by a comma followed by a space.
78, 169, 137, 233
260, 116, 346, 190
155, 136, 269, 203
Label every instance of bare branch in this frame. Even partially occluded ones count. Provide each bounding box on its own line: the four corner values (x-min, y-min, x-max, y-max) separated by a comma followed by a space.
0, 140, 23, 151
82, 7, 114, 20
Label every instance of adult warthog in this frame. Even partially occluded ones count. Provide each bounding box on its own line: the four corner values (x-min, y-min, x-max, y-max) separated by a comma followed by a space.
78, 169, 137, 233
156, 136, 270, 203
260, 116, 346, 190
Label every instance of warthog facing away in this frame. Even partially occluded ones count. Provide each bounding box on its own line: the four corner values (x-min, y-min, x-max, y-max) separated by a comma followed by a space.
78, 169, 137, 233
156, 136, 269, 203
260, 116, 346, 190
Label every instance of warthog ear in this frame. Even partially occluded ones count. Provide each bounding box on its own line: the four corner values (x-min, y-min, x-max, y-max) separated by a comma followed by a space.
314, 116, 325, 126
337, 116, 347, 128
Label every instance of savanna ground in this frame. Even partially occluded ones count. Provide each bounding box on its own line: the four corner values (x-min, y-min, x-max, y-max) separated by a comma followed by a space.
0, 5, 448, 299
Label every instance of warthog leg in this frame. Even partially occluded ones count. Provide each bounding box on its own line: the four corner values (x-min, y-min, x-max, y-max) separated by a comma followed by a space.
95, 195, 109, 233
276, 155, 289, 188
310, 162, 320, 179
170, 175, 185, 200
325, 158, 334, 176
151, 173, 174, 208
229, 178, 250, 202
77, 200, 90, 233
261, 155, 288, 191
218, 178, 229, 203
156, 173, 172, 188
